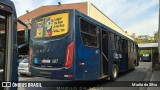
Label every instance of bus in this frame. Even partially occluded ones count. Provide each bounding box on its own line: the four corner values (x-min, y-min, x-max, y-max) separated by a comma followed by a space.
30, 9, 138, 80
0, 0, 28, 90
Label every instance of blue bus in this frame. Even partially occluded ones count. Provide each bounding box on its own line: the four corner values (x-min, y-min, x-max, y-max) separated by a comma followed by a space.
30, 9, 138, 80
0, 0, 18, 84
0, 0, 28, 90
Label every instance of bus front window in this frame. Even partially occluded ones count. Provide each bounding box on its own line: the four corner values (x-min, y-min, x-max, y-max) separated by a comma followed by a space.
32, 12, 69, 39
0, 14, 6, 81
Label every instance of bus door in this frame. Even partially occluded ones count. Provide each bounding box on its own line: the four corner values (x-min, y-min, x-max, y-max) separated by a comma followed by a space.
0, 7, 17, 90
0, 12, 6, 82
120, 39, 128, 71
78, 19, 101, 80
100, 30, 109, 76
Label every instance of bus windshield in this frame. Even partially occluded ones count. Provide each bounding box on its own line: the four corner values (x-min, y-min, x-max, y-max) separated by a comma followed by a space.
32, 12, 69, 39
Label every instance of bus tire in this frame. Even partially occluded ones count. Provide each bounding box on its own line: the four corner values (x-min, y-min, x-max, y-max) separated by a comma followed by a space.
132, 67, 135, 71
131, 66, 135, 71
111, 64, 118, 81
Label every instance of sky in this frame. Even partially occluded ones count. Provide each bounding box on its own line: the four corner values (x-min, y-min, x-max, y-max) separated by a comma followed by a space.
11, 0, 159, 37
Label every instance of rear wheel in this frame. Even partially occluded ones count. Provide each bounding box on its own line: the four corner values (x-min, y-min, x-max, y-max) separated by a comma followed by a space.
132, 60, 136, 71
111, 64, 118, 80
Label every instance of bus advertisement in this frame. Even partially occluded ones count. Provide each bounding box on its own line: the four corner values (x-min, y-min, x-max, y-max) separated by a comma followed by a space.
29, 9, 139, 81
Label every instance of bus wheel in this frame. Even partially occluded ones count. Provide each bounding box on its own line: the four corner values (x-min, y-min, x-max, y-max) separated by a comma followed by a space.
111, 64, 118, 80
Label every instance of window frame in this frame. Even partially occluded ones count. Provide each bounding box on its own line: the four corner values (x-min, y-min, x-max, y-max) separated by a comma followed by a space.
128, 41, 131, 52
110, 33, 116, 50
0, 13, 7, 82
79, 18, 99, 48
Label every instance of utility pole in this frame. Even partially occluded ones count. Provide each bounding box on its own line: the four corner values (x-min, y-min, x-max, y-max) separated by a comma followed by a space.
155, 0, 160, 70
159, 0, 160, 62
153, 0, 160, 70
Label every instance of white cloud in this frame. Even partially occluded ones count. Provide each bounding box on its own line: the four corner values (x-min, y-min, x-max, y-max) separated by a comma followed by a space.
93, 0, 159, 36
124, 14, 158, 36
12, 0, 59, 16
12, 0, 89, 16
12, 0, 35, 16
60, 0, 86, 4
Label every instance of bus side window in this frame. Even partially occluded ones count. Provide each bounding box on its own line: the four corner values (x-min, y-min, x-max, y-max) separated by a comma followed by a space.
128, 41, 130, 52
116, 35, 119, 51
110, 33, 115, 50
17, 31, 25, 45
80, 19, 98, 47
118, 37, 122, 52
134, 44, 136, 53
132, 43, 134, 52
122, 39, 127, 53
130, 42, 132, 52
131, 42, 134, 52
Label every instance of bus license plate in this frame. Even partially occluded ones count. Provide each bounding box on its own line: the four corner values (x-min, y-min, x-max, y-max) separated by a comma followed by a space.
42, 60, 50, 63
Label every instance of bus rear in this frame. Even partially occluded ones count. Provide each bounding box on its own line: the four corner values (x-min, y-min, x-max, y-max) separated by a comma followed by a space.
30, 10, 75, 79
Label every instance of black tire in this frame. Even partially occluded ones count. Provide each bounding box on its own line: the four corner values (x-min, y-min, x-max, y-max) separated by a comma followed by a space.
110, 64, 118, 81
132, 61, 136, 71
132, 67, 135, 71
132, 65, 136, 70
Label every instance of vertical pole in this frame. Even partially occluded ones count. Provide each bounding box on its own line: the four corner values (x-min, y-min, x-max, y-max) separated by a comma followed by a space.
151, 48, 153, 62
158, 0, 160, 62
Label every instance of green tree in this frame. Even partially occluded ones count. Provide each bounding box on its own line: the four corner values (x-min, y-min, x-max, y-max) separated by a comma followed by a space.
135, 38, 143, 43
154, 31, 158, 42
139, 50, 158, 57
135, 31, 158, 44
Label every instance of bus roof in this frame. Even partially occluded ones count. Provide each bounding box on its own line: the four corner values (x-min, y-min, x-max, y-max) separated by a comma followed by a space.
33, 9, 136, 44
75, 9, 136, 43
